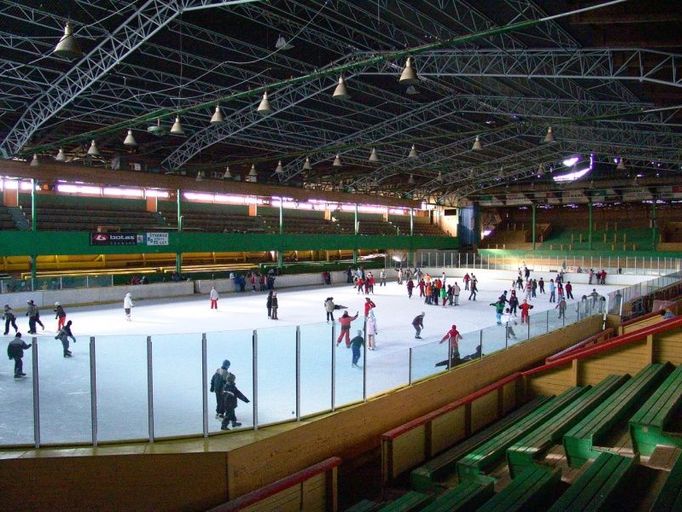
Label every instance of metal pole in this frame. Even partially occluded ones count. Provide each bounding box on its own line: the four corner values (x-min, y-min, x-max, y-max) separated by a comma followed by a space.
252, 330, 258, 429
176, 188, 182, 275
479, 330, 483, 357
531, 202, 536, 250
362, 330, 367, 402
32, 336, 40, 448
588, 200, 593, 250
331, 323, 336, 412
201, 333, 208, 437
146, 336, 154, 442
89, 336, 98, 446
279, 200, 284, 235
505, 322, 509, 348
295, 326, 301, 420
408, 348, 413, 384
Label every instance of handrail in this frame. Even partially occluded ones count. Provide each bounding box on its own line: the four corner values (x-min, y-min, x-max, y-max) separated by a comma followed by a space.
381, 372, 521, 441
545, 328, 614, 363
523, 317, 682, 377
206, 456, 342, 512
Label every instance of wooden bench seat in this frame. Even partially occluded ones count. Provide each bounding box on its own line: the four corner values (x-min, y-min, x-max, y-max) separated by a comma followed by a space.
650, 449, 682, 512
375, 491, 432, 512
410, 397, 551, 492
477, 464, 560, 512
629, 365, 682, 455
457, 386, 588, 481
420, 475, 495, 512
506, 374, 628, 477
546, 452, 638, 511
564, 364, 672, 467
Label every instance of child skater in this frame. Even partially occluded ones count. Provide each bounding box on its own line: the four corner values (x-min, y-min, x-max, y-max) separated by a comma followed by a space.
220, 374, 250, 430
54, 302, 67, 330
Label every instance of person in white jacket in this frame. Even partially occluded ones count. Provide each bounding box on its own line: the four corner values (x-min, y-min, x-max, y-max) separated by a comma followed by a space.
209, 287, 219, 310
123, 292, 134, 321
366, 310, 378, 350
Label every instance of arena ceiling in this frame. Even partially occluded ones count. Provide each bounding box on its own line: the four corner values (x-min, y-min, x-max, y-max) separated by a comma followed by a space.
1, 0, 681, 202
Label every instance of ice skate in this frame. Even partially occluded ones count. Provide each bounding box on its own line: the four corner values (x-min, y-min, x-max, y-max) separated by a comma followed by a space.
231, 421, 241, 427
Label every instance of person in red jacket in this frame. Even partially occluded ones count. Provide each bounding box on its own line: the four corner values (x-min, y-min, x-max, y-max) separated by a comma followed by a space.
336, 310, 359, 347
565, 281, 574, 300
364, 297, 376, 317
463, 273, 471, 290
439, 324, 462, 364
519, 299, 534, 324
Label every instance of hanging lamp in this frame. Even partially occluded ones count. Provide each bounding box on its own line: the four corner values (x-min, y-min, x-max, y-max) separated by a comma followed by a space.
170, 115, 185, 135
257, 91, 271, 114
399, 57, 418, 85
408, 144, 418, 159
248, 164, 258, 182
616, 158, 626, 171
275, 160, 284, 174
30, 154, 39, 167
472, 136, 482, 151
408, 174, 415, 185
332, 154, 342, 167
332, 76, 350, 100
55, 148, 66, 162
368, 147, 379, 163
223, 165, 232, 179
53, 22, 83, 60
147, 118, 166, 136
87, 140, 100, 156
123, 129, 137, 146
210, 105, 224, 124
543, 126, 554, 143
302, 157, 312, 171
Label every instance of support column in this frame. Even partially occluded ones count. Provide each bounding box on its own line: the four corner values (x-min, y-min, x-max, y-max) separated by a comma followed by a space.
279, 200, 284, 235
30, 179, 37, 288
353, 203, 359, 264
587, 198, 592, 251
409, 208, 415, 265
175, 189, 182, 275
531, 202, 536, 251
651, 198, 656, 251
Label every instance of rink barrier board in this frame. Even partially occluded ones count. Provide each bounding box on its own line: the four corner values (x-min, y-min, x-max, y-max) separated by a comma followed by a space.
0, 315, 603, 507
522, 317, 682, 399
545, 328, 615, 364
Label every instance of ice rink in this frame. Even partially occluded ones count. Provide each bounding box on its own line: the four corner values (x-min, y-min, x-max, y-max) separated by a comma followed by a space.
1, 272, 628, 446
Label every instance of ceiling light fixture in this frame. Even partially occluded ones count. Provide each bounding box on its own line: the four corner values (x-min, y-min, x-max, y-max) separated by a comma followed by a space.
332, 154, 342, 167
210, 105, 224, 124
408, 174, 415, 185
30, 154, 39, 167
408, 144, 418, 159
302, 157, 312, 171
368, 147, 379, 163
170, 115, 185, 135
543, 126, 554, 144
223, 165, 232, 179
399, 57, 418, 85
275, 160, 284, 174
472, 136, 482, 151
123, 129, 137, 146
195, 171, 205, 182
257, 91, 271, 114
87, 140, 100, 156
53, 22, 83, 60
55, 148, 66, 162
275, 35, 294, 51
405, 85, 418, 95
248, 164, 258, 182
616, 158, 626, 171
332, 76, 350, 100
147, 118, 166, 136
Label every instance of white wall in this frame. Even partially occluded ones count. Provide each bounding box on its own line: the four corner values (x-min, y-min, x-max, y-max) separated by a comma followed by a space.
194, 271, 348, 294
420, 267, 645, 286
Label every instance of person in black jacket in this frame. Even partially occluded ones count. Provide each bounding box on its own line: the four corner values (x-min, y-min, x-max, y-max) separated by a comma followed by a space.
3, 304, 18, 335
209, 360, 233, 419
7, 333, 32, 378
55, 320, 76, 357
220, 374, 250, 430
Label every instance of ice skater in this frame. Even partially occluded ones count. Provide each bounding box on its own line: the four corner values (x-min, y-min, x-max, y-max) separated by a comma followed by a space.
556, 297, 567, 319
439, 324, 462, 366
350, 330, 365, 368
54, 302, 67, 331
565, 281, 574, 300
220, 374, 250, 430
503, 308, 517, 339
7, 332, 31, 379
336, 311, 359, 347
412, 312, 425, 339
324, 297, 335, 322
270, 292, 279, 319
366, 310, 378, 350
123, 292, 134, 321
519, 299, 534, 324
363, 297, 376, 317
548, 279, 556, 303
266, 290, 273, 318
55, 320, 76, 357
26, 300, 44, 334
490, 299, 505, 325
3, 304, 18, 335
468, 278, 478, 301
407, 278, 414, 298
210, 360, 233, 419
209, 287, 219, 309
453, 282, 460, 306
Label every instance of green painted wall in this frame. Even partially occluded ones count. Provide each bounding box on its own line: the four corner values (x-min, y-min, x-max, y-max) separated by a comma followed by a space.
0, 231, 457, 257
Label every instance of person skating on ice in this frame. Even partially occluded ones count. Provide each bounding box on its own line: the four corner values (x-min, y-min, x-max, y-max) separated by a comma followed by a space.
406, 278, 414, 298
503, 308, 517, 340
54, 302, 67, 331
490, 299, 505, 325
453, 282, 461, 306
210, 360, 233, 419
439, 324, 462, 366
336, 310, 359, 347
366, 310, 378, 351
7, 333, 31, 378
519, 299, 534, 324
363, 297, 376, 317
220, 374, 249, 430
270, 292, 279, 319
556, 297, 567, 319
3, 304, 18, 335
55, 320, 76, 357
324, 297, 336, 323
123, 292, 134, 321
412, 312, 425, 339
350, 329, 365, 368
26, 300, 44, 334
266, 290, 273, 318
209, 287, 219, 310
